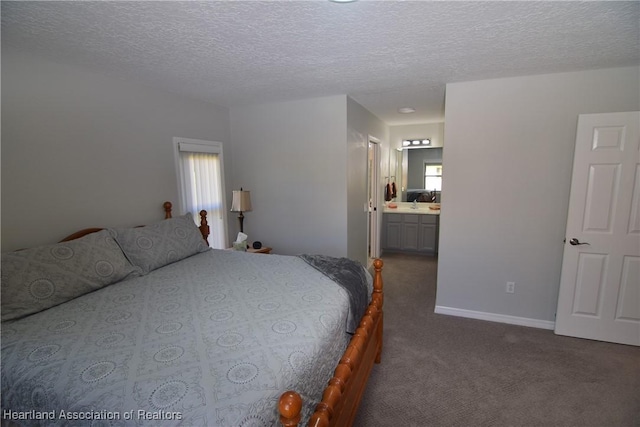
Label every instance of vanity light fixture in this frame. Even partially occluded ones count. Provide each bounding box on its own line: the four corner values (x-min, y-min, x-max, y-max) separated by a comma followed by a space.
402, 138, 431, 149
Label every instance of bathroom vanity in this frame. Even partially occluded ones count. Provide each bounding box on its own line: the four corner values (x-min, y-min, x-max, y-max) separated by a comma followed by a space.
382, 203, 440, 255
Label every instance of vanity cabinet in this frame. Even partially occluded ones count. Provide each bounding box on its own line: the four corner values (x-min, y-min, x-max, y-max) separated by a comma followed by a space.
382, 213, 438, 254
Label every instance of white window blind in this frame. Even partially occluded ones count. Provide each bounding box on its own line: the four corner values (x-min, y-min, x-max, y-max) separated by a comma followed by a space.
174, 139, 227, 249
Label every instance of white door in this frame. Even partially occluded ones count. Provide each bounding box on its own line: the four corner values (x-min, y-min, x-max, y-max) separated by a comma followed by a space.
555, 112, 640, 346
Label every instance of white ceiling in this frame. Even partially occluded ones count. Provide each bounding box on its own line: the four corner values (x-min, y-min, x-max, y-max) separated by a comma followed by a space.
2, 1, 638, 125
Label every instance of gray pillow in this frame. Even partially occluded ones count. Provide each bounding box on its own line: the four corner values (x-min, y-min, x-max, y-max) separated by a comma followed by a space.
109, 213, 209, 274
1, 229, 141, 322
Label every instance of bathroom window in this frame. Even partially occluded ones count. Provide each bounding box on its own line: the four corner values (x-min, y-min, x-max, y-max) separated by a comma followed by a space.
424, 164, 442, 191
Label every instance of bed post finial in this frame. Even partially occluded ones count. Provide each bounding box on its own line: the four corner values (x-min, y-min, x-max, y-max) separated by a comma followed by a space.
163, 201, 172, 219
279, 391, 302, 427
372, 258, 383, 305
199, 210, 210, 245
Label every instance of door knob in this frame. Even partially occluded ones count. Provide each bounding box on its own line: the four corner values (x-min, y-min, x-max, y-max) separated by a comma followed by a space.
569, 238, 590, 246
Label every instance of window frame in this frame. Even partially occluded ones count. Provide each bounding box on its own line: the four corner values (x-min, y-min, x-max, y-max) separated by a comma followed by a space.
173, 137, 228, 248
424, 162, 443, 192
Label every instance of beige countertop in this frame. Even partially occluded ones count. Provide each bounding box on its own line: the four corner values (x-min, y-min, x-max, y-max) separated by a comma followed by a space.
383, 202, 440, 215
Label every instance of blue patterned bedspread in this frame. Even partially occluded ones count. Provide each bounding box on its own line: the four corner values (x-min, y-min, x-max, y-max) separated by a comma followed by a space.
1, 250, 371, 426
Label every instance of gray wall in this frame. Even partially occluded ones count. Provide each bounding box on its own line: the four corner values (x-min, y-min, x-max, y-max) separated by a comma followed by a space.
229, 96, 349, 257
1, 50, 388, 262
347, 97, 389, 263
1, 50, 231, 252
436, 66, 640, 324
229, 96, 388, 264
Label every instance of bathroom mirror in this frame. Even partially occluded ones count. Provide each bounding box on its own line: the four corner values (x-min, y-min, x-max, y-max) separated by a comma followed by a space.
390, 121, 445, 202
404, 147, 443, 202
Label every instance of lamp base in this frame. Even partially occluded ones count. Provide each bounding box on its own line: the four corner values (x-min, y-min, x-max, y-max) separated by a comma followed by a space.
238, 212, 245, 233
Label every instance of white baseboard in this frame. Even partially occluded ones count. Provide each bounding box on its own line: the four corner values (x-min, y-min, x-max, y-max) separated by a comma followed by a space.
434, 305, 555, 330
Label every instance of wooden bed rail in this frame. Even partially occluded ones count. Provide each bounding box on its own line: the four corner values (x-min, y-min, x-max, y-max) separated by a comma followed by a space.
279, 258, 384, 427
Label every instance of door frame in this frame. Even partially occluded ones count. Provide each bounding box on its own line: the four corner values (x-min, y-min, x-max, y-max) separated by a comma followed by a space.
367, 136, 381, 261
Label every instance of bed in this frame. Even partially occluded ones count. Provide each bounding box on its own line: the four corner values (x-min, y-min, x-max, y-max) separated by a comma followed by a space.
1, 202, 383, 427
406, 189, 437, 203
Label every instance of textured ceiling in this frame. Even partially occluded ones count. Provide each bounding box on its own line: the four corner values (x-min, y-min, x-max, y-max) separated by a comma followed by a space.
2, 1, 639, 125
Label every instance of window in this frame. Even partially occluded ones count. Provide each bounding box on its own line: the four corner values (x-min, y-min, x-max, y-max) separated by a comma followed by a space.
174, 138, 228, 249
424, 164, 443, 191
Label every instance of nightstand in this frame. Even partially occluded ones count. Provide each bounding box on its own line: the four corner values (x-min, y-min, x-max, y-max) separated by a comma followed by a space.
247, 246, 272, 254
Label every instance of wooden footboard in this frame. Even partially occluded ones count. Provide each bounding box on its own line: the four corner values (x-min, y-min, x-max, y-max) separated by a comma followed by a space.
279, 259, 384, 427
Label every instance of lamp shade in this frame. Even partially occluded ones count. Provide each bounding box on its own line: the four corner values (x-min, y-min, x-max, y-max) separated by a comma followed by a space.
231, 189, 252, 212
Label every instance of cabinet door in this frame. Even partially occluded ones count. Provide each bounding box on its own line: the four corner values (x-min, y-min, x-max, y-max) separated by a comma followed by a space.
402, 222, 419, 250
420, 215, 437, 225
386, 221, 402, 249
384, 213, 439, 253
418, 223, 437, 252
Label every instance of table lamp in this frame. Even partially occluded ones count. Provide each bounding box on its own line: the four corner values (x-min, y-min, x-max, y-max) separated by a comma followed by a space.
231, 187, 252, 233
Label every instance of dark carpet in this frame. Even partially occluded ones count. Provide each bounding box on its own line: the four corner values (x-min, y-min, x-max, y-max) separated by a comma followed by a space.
354, 253, 640, 427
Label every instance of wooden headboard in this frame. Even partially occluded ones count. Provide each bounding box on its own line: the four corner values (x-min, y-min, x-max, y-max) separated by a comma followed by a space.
59, 202, 210, 244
